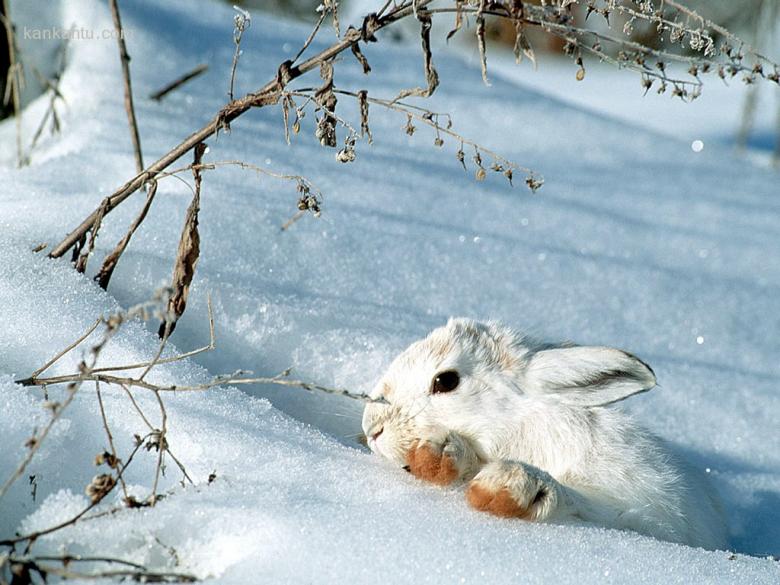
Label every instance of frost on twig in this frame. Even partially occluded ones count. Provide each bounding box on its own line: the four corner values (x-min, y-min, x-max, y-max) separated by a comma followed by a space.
228, 5, 251, 101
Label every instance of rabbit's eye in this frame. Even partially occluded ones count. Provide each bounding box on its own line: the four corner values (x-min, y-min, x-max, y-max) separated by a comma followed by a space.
432, 370, 460, 394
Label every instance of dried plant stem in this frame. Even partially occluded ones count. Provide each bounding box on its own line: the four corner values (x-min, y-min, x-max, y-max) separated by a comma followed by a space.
17, 370, 383, 403
0, 382, 82, 503
95, 180, 158, 290
228, 7, 251, 101
95, 381, 129, 500
27, 318, 101, 380
8, 562, 196, 583
149, 63, 208, 101
150, 390, 167, 504
95, 295, 215, 375
186, 160, 322, 195
0, 432, 153, 546
119, 382, 155, 430
331, 89, 534, 175
109, 0, 144, 175
291, 10, 327, 64
0, 316, 122, 503
4, 554, 196, 583
1, 0, 25, 167
47, 1, 428, 261
29, 43, 68, 151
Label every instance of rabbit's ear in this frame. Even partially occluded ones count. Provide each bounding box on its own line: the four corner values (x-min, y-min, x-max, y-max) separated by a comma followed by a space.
523, 346, 656, 407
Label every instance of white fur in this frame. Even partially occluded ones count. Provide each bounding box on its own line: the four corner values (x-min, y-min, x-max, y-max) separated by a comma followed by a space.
362, 319, 727, 550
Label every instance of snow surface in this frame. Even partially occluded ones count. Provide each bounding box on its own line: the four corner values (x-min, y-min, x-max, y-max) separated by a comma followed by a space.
1, 0, 780, 583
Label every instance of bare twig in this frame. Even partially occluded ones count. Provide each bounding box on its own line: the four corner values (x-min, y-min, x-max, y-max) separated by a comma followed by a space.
109, 0, 145, 175
95, 179, 158, 290
228, 6, 251, 102
1, 0, 26, 167
98, 296, 215, 376
17, 369, 385, 404
0, 316, 122, 503
149, 63, 208, 101
291, 10, 327, 65
28, 42, 69, 152
27, 318, 101, 380
74, 199, 109, 274
0, 432, 153, 546
3, 553, 198, 583
95, 381, 129, 500
150, 389, 167, 504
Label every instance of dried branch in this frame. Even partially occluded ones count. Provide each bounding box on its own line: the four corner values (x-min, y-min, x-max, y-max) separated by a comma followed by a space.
291, 10, 327, 65
2, 554, 197, 583
1, 0, 26, 167
95, 295, 215, 376
149, 63, 208, 101
27, 318, 101, 380
29, 42, 69, 151
510, 1, 535, 66
73, 199, 108, 274
48, 0, 779, 264
47, 1, 426, 260
0, 313, 124, 503
95, 180, 158, 290
109, 0, 144, 175
0, 431, 153, 546
18, 369, 385, 404
95, 381, 129, 500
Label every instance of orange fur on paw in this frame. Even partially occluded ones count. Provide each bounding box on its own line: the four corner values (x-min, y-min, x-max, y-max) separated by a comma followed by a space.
466, 482, 530, 519
406, 442, 459, 486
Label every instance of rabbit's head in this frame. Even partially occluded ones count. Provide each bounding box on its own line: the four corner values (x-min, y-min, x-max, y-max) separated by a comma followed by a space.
362, 318, 656, 466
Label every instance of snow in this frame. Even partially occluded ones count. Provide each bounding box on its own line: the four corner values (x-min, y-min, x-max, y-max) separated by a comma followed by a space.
1, 0, 780, 582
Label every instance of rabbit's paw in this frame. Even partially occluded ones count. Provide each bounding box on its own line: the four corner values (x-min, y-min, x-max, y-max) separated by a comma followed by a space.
466, 461, 560, 521
406, 431, 477, 486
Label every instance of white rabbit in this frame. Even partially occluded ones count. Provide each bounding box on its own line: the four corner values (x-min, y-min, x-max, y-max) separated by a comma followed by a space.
362, 318, 728, 550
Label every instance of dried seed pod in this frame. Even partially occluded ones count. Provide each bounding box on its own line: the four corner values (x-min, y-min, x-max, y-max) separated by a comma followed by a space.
404, 115, 416, 136
525, 176, 544, 192
86, 473, 116, 503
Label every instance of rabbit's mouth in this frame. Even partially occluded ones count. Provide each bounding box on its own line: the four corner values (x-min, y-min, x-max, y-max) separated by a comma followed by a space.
365, 425, 384, 452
